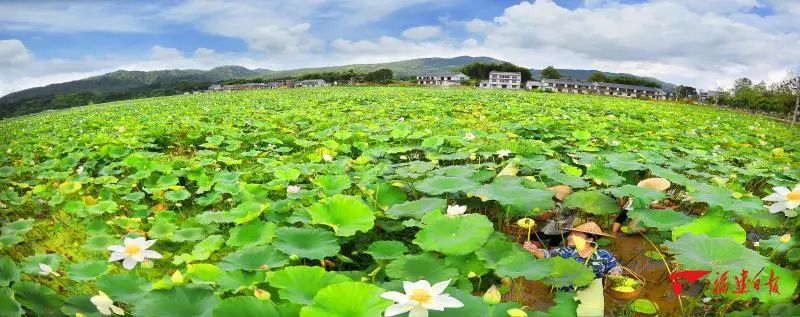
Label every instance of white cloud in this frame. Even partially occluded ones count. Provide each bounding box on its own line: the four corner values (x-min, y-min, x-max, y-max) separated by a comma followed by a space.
402, 25, 443, 40
151, 45, 184, 60
0, 2, 158, 32
0, 39, 31, 65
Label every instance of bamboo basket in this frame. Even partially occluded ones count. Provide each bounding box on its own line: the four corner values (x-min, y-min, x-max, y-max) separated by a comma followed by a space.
606, 266, 646, 300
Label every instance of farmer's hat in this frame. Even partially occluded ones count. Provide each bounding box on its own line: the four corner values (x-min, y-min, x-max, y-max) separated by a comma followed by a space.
637, 177, 671, 192
565, 221, 614, 238
547, 185, 573, 201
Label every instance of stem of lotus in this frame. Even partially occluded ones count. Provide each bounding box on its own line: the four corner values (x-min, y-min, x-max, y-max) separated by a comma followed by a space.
477, 276, 482, 291
640, 232, 683, 312
526, 227, 532, 242
532, 231, 546, 249
487, 306, 493, 317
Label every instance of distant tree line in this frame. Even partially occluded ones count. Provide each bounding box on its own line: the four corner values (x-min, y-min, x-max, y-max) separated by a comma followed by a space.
587, 72, 661, 88
459, 62, 533, 82
716, 77, 797, 115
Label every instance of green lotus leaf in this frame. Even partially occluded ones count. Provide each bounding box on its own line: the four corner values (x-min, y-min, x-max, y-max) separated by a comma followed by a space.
188, 235, 225, 262
372, 182, 408, 211
0, 256, 20, 287
543, 170, 589, 188
228, 201, 267, 224
313, 174, 352, 196
585, 165, 624, 186
627, 209, 694, 231
20, 253, 63, 274
0, 166, 16, 178
0, 288, 23, 317
213, 296, 280, 317
165, 189, 191, 201
12, 281, 63, 316
548, 291, 579, 317
415, 175, 479, 196
646, 165, 692, 186
468, 177, 554, 216
299, 282, 392, 317
61, 295, 104, 317
476, 233, 523, 269
156, 174, 180, 188
147, 220, 178, 240
273, 227, 340, 260
96, 272, 152, 304
308, 194, 375, 237
1, 218, 34, 236
216, 270, 267, 293
195, 211, 235, 224
187, 263, 223, 284
433, 165, 477, 178
759, 234, 799, 254
0, 235, 23, 249
689, 184, 765, 213
274, 167, 301, 181
731, 206, 786, 228
385, 253, 459, 282
86, 200, 118, 215
59, 181, 82, 194
605, 185, 666, 203
664, 234, 768, 273
82, 234, 117, 252
414, 213, 494, 256
133, 285, 220, 317
672, 214, 746, 244
604, 153, 646, 172
428, 288, 522, 317
268, 266, 351, 305
632, 299, 658, 314
366, 240, 408, 260
218, 245, 290, 271
444, 253, 489, 277
563, 190, 620, 215
495, 251, 550, 280
386, 197, 447, 219
421, 136, 445, 149
172, 227, 206, 242
65, 260, 110, 281
226, 220, 277, 247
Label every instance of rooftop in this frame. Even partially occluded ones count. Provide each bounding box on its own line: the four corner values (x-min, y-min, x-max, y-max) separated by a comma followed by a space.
489, 71, 521, 76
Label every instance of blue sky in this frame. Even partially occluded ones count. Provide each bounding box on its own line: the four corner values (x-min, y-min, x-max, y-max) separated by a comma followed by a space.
1, 0, 799, 96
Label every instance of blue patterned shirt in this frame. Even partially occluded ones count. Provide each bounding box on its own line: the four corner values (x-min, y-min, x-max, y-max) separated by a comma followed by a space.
544, 246, 622, 279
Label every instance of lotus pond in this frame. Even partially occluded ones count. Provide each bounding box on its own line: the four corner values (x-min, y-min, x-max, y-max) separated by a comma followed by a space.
0, 87, 799, 317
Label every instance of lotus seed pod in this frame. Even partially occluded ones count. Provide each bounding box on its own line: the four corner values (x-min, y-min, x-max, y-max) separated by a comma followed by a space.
483, 285, 502, 305
467, 271, 478, 278
254, 288, 271, 300
141, 259, 154, 269
507, 308, 528, 317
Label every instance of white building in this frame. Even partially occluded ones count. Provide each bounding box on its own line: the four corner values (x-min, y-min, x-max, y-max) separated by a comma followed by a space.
297, 79, 328, 87
479, 71, 522, 89
416, 73, 469, 86
525, 81, 542, 90
540, 79, 668, 100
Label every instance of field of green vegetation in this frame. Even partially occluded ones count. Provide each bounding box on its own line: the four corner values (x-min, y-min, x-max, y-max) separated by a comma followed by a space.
0, 87, 799, 316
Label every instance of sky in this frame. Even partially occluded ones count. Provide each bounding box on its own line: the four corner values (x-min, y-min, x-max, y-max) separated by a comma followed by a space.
1, 0, 800, 97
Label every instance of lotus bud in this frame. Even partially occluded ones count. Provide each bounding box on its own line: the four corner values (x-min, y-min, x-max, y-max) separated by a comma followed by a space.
289, 255, 300, 261
467, 271, 478, 278
141, 259, 154, 269
780, 234, 791, 243
507, 308, 528, 317
516, 218, 535, 229
171, 270, 184, 284
470, 153, 477, 160
360, 277, 370, 282
105, 220, 114, 225
254, 288, 271, 300
483, 285, 501, 305
400, 155, 408, 160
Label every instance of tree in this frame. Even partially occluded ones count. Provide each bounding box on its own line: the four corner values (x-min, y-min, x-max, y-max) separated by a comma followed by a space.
459, 62, 532, 82
587, 72, 608, 82
364, 69, 393, 84
541, 66, 561, 79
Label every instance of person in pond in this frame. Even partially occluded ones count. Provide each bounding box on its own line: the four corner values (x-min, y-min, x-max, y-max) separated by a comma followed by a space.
523, 222, 623, 279
532, 185, 575, 248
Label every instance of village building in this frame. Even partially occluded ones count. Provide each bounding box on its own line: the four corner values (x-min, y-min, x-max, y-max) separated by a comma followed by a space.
540, 79, 668, 100
525, 80, 542, 90
541, 79, 594, 94
479, 71, 522, 89
297, 79, 328, 88
416, 73, 469, 86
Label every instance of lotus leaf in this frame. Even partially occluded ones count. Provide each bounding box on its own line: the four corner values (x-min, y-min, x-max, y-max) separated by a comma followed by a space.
308, 194, 375, 237
631, 298, 658, 314
563, 190, 620, 215
385, 253, 459, 282
428, 288, 522, 317
0, 288, 23, 317
672, 214, 746, 243
218, 245, 290, 271
299, 281, 392, 317
65, 260, 110, 281
134, 285, 220, 317
366, 240, 409, 260
273, 227, 340, 260
628, 209, 694, 231
605, 185, 666, 203
212, 296, 280, 317
476, 233, 523, 269
268, 266, 351, 305
415, 175, 479, 196
0, 256, 20, 287
226, 220, 277, 247
313, 174, 352, 196
664, 234, 767, 273
414, 213, 494, 255
468, 177, 554, 216
12, 281, 62, 316
96, 272, 152, 303
386, 197, 447, 219
758, 234, 798, 254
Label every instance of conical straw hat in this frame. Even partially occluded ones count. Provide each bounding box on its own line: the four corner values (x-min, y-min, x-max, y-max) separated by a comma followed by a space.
637, 178, 671, 191
565, 221, 614, 238
547, 185, 573, 201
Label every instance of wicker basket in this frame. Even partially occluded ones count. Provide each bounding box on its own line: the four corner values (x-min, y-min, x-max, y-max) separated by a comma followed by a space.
606, 266, 646, 300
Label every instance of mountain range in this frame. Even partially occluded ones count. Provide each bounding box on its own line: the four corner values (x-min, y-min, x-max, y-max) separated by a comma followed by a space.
0, 56, 676, 118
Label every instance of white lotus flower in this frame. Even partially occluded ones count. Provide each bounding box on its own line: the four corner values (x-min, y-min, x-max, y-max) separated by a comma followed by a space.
496, 149, 512, 158
446, 205, 467, 217
763, 185, 800, 215
286, 185, 301, 194
107, 237, 162, 270
398, 117, 405, 122
322, 154, 334, 162
38, 263, 60, 277
464, 132, 476, 141
381, 279, 464, 317
90, 291, 124, 315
